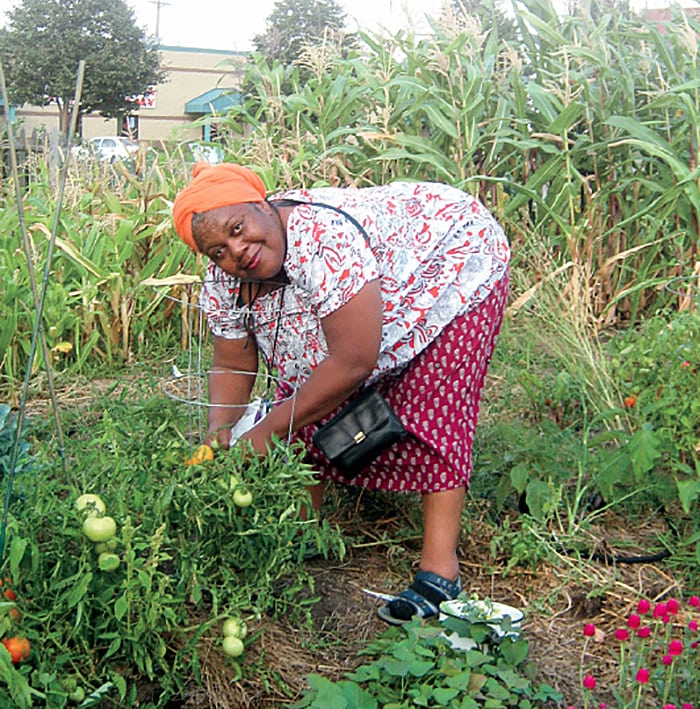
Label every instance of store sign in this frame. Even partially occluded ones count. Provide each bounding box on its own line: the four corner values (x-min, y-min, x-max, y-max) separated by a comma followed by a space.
127, 87, 156, 109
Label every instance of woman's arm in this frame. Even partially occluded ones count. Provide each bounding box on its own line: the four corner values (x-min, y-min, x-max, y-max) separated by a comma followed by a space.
207, 334, 259, 448
240, 279, 383, 454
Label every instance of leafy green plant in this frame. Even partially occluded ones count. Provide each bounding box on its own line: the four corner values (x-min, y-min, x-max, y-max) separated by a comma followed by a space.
292, 617, 560, 708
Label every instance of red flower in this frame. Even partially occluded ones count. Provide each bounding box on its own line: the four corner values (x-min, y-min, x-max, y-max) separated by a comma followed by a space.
662, 654, 673, 666
653, 603, 668, 618
663, 704, 678, 709
668, 639, 683, 656
689, 596, 700, 608
583, 675, 596, 690
666, 598, 679, 615
681, 360, 691, 368
682, 704, 692, 709
615, 628, 629, 642
624, 395, 637, 408
637, 599, 651, 614
627, 614, 641, 629
583, 623, 596, 637
689, 620, 698, 631
635, 668, 650, 684
599, 704, 607, 709
637, 626, 651, 638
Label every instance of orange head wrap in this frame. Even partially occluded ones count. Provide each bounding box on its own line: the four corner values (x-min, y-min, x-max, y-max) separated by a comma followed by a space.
172, 162, 267, 251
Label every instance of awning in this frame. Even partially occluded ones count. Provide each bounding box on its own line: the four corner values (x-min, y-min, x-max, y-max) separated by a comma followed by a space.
184, 88, 241, 115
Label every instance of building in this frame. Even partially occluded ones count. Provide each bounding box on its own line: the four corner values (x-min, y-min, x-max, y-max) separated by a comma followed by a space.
6, 45, 246, 148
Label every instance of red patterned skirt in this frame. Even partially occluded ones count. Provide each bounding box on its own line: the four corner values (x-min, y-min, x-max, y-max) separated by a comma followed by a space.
294, 273, 509, 493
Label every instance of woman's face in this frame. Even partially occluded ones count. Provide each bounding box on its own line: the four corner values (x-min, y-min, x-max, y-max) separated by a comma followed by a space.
194, 201, 286, 281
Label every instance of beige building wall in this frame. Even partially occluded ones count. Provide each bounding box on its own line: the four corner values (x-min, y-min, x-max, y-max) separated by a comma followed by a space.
13, 45, 246, 148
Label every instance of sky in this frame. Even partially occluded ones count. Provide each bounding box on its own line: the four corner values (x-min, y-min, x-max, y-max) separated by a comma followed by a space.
0, 0, 449, 52
0, 0, 685, 53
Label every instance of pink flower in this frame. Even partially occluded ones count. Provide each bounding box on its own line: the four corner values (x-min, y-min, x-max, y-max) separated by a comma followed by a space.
615, 628, 629, 642
599, 704, 607, 709
689, 620, 698, 632
637, 626, 651, 638
627, 614, 641, 629
663, 654, 673, 666
666, 598, 679, 614
681, 360, 691, 368
689, 596, 700, 608
692, 641, 699, 649
583, 675, 596, 690
661, 614, 671, 624
653, 603, 668, 618
583, 623, 596, 637
682, 704, 693, 709
669, 639, 683, 656
637, 598, 651, 614
663, 704, 678, 709
635, 668, 650, 684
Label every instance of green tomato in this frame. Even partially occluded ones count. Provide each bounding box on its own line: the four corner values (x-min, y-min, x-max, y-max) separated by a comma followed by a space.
98, 552, 121, 572
222, 635, 244, 657
217, 474, 240, 492
94, 538, 118, 554
82, 515, 117, 542
233, 488, 253, 508
75, 493, 106, 516
222, 617, 247, 639
68, 686, 86, 703
60, 677, 77, 693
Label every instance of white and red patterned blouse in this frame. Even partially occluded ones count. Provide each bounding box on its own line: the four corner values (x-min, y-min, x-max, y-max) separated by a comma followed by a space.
199, 182, 510, 388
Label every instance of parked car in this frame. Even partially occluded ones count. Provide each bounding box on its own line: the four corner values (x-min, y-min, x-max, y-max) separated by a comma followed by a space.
72, 136, 140, 163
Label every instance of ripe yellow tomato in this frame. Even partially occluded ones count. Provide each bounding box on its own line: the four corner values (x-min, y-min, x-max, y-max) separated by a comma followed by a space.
185, 444, 214, 466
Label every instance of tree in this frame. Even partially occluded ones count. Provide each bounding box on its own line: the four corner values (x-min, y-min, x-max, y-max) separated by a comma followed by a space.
253, 0, 349, 67
449, 0, 517, 41
0, 0, 165, 143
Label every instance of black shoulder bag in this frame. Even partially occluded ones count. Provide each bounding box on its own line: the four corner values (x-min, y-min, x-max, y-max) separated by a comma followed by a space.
305, 202, 408, 480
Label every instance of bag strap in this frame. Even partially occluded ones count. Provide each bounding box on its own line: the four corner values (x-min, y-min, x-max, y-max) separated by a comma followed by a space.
308, 202, 370, 245
288, 200, 371, 246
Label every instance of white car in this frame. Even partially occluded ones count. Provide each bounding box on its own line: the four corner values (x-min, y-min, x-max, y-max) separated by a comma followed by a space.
73, 136, 140, 163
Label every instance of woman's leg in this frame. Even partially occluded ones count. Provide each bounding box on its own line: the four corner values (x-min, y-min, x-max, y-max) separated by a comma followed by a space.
308, 481, 325, 512
420, 486, 465, 582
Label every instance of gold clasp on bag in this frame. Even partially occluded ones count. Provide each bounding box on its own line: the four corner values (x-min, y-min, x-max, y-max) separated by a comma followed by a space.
354, 431, 366, 444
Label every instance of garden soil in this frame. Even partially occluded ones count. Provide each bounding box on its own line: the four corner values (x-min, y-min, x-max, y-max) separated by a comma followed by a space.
177, 495, 680, 709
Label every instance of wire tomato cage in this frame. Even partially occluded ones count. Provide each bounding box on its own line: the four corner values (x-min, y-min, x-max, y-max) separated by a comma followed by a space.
664, 272, 700, 366
143, 274, 315, 446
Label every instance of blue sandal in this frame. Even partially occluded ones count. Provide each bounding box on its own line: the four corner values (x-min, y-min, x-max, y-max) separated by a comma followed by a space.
376, 570, 462, 626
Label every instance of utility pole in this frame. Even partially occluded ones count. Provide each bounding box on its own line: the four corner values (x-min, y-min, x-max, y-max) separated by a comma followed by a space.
149, 0, 171, 40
